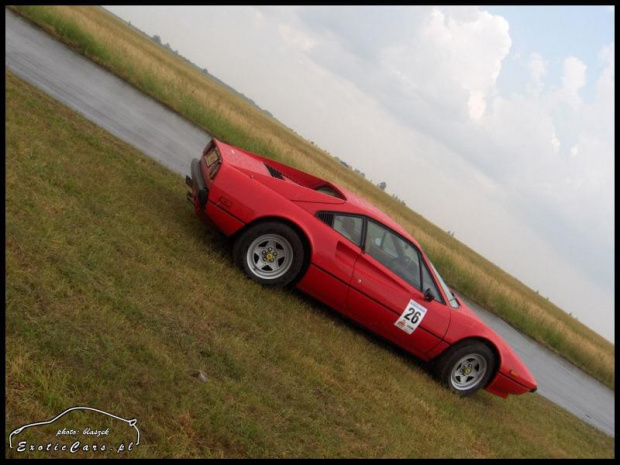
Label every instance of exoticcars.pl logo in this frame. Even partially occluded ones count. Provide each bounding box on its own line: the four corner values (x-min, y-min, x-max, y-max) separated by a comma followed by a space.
8, 407, 140, 456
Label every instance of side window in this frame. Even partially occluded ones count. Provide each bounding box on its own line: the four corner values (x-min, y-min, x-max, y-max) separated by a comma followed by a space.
381, 233, 399, 258
365, 220, 422, 290
421, 261, 442, 302
333, 215, 364, 247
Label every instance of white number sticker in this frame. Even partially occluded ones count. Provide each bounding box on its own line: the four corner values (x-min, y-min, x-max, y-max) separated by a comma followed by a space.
394, 299, 427, 334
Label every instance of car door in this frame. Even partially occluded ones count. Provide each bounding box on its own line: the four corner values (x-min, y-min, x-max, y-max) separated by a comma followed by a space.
346, 219, 451, 357
297, 212, 365, 311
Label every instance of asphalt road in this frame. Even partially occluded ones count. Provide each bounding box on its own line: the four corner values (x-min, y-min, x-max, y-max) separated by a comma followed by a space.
5, 9, 614, 438
5, 10, 210, 177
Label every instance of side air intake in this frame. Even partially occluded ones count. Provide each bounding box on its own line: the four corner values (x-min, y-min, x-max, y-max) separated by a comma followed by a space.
265, 163, 285, 180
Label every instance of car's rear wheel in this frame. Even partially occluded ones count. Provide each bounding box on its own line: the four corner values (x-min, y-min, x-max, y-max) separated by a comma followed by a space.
434, 340, 496, 396
233, 221, 305, 287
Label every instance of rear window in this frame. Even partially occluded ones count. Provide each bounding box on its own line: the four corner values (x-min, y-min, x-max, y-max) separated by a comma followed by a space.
314, 184, 345, 199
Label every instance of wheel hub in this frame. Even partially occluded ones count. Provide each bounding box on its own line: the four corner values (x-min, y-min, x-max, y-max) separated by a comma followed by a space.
450, 354, 488, 391
246, 234, 293, 280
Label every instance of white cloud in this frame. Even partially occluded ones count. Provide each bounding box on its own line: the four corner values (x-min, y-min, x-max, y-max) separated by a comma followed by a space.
278, 24, 316, 52
253, 10, 263, 27
562, 56, 587, 92
561, 56, 587, 105
468, 90, 487, 121
528, 52, 547, 94
381, 7, 511, 121
569, 144, 579, 157
596, 42, 614, 99
551, 132, 560, 153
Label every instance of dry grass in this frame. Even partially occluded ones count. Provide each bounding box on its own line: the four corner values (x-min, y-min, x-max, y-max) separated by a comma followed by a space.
5, 70, 614, 458
9, 5, 614, 389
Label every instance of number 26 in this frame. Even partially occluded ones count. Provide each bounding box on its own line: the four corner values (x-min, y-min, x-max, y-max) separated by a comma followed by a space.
405, 309, 421, 324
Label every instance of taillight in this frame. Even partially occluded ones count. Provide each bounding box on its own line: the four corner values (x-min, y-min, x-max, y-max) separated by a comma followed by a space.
206, 150, 219, 167
209, 160, 221, 180
204, 148, 221, 180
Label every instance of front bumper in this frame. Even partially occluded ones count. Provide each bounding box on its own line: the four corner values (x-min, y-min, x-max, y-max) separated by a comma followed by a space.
485, 370, 537, 398
188, 158, 209, 208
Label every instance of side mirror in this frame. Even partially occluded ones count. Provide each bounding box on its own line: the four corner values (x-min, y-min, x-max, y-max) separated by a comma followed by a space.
424, 288, 434, 302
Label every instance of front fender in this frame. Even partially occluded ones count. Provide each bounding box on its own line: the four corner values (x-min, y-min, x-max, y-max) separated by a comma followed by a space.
439, 307, 537, 396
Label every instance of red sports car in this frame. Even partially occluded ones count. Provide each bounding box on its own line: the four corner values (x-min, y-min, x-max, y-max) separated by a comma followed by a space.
187, 138, 537, 398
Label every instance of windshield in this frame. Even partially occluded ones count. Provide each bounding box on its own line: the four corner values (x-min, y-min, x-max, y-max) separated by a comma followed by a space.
428, 261, 460, 309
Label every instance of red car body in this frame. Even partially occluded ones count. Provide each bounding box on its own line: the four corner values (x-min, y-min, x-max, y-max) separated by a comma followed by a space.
188, 138, 537, 398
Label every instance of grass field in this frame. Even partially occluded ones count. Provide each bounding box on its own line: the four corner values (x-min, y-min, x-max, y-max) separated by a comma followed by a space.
5, 71, 614, 458
8, 5, 614, 390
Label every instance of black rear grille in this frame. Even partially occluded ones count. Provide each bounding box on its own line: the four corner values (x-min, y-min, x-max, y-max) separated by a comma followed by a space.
265, 163, 285, 180
317, 212, 334, 226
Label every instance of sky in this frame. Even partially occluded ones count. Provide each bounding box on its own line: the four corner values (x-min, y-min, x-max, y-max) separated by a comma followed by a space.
104, 5, 615, 343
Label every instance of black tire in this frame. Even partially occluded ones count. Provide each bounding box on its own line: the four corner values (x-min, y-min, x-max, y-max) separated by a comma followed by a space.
233, 221, 305, 288
433, 340, 496, 396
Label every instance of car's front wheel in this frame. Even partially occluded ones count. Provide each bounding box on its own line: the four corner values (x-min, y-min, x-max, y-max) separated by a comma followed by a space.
434, 340, 496, 396
233, 221, 305, 287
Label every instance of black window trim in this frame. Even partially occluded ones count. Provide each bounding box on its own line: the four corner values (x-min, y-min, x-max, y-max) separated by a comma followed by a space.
315, 211, 446, 305
420, 258, 443, 305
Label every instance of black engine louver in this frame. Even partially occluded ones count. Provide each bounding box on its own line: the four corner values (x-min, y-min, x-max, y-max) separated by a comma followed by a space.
317, 212, 334, 226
